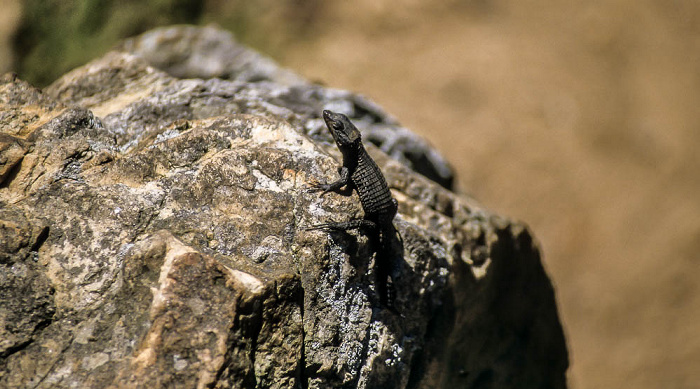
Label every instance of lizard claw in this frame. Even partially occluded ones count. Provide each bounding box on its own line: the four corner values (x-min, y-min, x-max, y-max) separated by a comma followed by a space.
306, 177, 321, 192
306, 179, 331, 195
305, 221, 338, 231
306, 186, 323, 194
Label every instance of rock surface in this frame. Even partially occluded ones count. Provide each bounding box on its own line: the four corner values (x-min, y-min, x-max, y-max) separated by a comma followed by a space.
117, 25, 455, 190
0, 25, 568, 389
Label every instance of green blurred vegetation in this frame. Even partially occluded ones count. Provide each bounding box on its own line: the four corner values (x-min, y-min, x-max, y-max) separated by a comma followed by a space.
14, 0, 204, 86
13, 0, 322, 87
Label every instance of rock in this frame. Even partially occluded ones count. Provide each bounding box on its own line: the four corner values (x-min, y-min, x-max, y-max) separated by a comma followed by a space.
117, 25, 455, 189
0, 26, 568, 388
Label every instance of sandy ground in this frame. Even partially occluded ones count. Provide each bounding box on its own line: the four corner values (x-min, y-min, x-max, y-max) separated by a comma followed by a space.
3, 1, 699, 388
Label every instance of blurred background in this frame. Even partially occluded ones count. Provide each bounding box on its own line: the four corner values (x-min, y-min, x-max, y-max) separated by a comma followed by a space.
2, 0, 699, 388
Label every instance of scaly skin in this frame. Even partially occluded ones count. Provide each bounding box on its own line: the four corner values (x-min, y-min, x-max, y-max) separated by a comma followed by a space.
308, 110, 400, 308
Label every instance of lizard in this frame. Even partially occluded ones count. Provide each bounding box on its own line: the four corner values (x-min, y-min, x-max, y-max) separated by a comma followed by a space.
308, 109, 400, 309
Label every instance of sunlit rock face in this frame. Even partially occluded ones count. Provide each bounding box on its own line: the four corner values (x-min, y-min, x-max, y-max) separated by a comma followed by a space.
0, 26, 567, 389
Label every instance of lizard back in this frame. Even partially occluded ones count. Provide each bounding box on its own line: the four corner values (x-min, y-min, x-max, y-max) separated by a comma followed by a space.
352, 147, 396, 218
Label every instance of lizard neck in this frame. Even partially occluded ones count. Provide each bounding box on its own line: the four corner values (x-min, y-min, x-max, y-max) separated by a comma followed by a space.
339, 141, 362, 162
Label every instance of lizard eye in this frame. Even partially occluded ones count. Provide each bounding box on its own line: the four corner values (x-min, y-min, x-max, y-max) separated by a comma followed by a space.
332, 122, 344, 131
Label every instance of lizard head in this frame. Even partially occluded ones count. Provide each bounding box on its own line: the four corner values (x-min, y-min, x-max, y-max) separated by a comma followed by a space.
322, 110, 361, 148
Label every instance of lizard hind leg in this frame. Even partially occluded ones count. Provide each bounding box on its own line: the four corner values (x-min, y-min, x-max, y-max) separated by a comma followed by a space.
306, 218, 377, 232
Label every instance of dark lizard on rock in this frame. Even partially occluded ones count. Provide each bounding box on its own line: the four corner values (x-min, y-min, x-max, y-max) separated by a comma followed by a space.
308, 109, 400, 309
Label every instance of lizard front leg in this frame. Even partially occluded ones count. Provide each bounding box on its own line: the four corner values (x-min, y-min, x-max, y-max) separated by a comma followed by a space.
307, 166, 351, 195
306, 218, 377, 233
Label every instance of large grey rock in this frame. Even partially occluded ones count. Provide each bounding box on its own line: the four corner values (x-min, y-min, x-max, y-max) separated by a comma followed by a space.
0, 26, 568, 388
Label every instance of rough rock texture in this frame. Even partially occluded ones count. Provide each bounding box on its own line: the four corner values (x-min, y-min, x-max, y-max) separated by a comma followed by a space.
0, 25, 568, 388
117, 25, 455, 190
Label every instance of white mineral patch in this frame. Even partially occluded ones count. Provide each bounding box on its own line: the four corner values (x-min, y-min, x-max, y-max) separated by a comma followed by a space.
226, 268, 264, 294
173, 354, 189, 371
252, 169, 283, 192
82, 352, 110, 370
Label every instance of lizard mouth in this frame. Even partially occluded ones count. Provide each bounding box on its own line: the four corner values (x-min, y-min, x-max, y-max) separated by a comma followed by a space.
322, 110, 337, 126
322, 110, 342, 140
